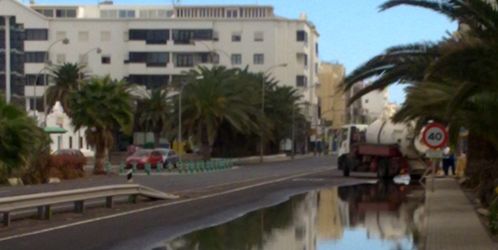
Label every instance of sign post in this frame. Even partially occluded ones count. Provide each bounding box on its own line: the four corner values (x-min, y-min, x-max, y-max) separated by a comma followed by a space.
421, 123, 449, 192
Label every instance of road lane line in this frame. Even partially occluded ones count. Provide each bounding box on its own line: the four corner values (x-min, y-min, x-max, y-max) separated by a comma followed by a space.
0, 167, 332, 242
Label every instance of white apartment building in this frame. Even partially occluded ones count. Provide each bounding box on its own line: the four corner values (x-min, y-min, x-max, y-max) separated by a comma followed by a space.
0, 0, 320, 124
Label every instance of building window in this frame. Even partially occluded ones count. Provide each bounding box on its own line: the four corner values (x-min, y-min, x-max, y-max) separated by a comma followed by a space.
78, 31, 89, 42
100, 10, 117, 18
25, 74, 47, 86
25, 52, 47, 63
34, 9, 55, 17
101, 31, 111, 42
296, 75, 308, 87
172, 29, 213, 44
56, 54, 66, 64
119, 10, 135, 18
315, 42, 319, 55
101, 55, 111, 64
296, 30, 308, 42
253, 53, 264, 65
127, 75, 170, 89
175, 54, 194, 67
129, 29, 169, 44
79, 137, 83, 149
254, 31, 264, 42
69, 136, 73, 149
129, 52, 169, 67
55, 8, 77, 18
25, 29, 48, 41
231, 54, 242, 65
56, 31, 67, 40
231, 32, 241, 42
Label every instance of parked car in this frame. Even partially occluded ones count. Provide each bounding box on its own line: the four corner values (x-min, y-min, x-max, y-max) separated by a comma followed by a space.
125, 149, 163, 169
154, 148, 179, 167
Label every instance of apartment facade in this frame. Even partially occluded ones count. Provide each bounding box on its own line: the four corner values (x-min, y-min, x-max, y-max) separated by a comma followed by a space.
0, 0, 320, 121
317, 62, 346, 130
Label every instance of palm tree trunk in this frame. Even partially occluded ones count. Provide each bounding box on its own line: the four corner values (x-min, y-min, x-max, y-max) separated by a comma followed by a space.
154, 131, 161, 148
466, 131, 498, 206
200, 125, 211, 161
94, 144, 106, 174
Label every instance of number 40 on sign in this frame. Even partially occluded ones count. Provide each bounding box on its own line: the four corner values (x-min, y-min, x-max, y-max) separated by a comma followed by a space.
422, 123, 448, 150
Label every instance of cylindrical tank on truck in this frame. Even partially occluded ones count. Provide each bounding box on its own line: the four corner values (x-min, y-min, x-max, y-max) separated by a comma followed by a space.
337, 118, 427, 178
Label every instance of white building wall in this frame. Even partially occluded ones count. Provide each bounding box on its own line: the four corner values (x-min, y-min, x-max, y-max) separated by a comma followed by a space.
2, 0, 320, 121
361, 89, 388, 122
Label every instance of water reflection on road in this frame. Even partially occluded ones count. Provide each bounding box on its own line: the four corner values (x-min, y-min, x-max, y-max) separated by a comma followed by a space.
158, 182, 425, 250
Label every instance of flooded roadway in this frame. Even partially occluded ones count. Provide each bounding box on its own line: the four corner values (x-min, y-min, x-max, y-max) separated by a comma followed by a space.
157, 182, 425, 250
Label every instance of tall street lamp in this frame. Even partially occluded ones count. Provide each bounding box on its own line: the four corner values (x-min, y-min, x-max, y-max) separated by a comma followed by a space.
260, 63, 288, 163
42, 38, 70, 126
76, 47, 101, 148
178, 75, 203, 161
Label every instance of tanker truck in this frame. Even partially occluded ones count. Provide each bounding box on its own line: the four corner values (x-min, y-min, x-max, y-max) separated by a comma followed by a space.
337, 118, 427, 178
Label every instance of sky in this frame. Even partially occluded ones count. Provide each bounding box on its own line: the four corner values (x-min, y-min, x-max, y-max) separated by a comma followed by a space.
34, 0, 457, 104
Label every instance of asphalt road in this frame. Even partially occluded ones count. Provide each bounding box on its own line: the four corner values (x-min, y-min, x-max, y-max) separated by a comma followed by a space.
0, 155, 338, 197
0, 155, 371, 250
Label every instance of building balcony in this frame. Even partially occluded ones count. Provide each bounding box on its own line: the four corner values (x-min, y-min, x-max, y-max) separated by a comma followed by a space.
24, 63, 45, 74
126, 62, 170, 75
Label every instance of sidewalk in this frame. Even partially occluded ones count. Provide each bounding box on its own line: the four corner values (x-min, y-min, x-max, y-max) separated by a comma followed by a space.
425, 178, 497, 250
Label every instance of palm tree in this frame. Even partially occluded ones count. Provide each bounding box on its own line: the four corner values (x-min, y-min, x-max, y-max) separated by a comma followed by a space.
181, 66, 259, 160
393, 81, 498, 204
0, 94, 46, 182
137, 88, 172, 148
45, 63, 86, 116
69, 76, 134, 174
341, 0, 498, 204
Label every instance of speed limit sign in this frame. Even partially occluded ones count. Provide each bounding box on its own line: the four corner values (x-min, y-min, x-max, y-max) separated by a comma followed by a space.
422, 123, 448, 149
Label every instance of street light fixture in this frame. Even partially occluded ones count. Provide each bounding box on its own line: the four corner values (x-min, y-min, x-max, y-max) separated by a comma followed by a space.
259, 63, 288, 163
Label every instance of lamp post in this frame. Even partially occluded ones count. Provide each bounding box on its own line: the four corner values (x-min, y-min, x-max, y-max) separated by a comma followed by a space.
178, 82, 185, 161
42, 38, 69, 126
178, 75, 203, 161
76, 47, 101, 149
259, 63, 288, 163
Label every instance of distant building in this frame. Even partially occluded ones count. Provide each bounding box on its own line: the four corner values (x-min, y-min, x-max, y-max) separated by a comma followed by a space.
317, 62, 346, 152
317, 62, 346, 130
361, 88, 388, 123
0, 0, 320, 124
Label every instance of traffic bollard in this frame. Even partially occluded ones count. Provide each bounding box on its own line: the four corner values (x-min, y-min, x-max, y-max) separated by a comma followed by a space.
156, 163, 163, 173
119, 162, 126, 174
132, 163, 137, 173
145, 163, 151, 175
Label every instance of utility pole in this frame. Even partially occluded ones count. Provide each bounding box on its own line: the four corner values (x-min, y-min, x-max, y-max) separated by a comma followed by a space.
5, 17, 11, 103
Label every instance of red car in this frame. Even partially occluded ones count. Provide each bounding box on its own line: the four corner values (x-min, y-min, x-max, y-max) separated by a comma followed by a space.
125, 149, 163, 169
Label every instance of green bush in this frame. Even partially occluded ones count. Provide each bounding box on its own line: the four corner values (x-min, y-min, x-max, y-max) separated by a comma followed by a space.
47, 154, 86, 180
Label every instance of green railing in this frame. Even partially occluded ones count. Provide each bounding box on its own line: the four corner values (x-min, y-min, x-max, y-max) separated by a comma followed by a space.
114, 159, 235, 175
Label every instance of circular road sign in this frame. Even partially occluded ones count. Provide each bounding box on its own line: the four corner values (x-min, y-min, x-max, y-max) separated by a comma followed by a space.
422, 123, 448, 149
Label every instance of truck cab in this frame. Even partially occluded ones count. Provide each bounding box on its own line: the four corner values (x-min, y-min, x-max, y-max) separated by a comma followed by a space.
337, 124, 368, 170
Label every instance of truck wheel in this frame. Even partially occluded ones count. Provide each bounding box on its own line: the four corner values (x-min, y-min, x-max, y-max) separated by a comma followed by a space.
377, 159, 389, 179
343, 159, 350, 177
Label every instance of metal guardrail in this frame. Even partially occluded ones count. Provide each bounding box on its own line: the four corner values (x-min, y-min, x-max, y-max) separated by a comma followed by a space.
0, 184, 178, 226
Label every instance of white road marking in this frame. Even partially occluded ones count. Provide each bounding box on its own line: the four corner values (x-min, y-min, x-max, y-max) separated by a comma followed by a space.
0, 167, 332, 242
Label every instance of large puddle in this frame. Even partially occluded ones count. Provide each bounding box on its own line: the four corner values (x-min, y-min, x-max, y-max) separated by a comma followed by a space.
157, 182, 425, 250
